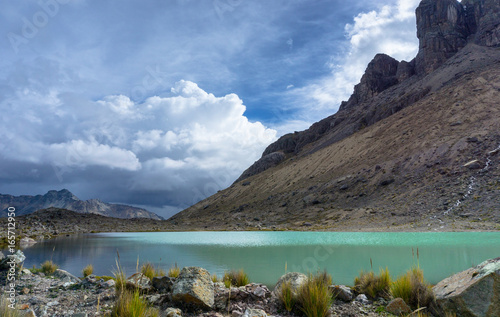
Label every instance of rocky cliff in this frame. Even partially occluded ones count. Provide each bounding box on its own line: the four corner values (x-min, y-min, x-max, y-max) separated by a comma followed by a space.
167, 0, 500, 231
0, 189, 163, 220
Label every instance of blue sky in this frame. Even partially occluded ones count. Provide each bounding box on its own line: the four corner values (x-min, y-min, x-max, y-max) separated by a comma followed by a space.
0, 0, 420, 218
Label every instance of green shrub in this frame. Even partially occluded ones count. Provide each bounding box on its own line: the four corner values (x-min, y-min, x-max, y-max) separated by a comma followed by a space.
110, 290, 159, 317
41, 260, 58, 275
211, 273, 219, 283
223, 269, 250, 287
140, 262, 165, 280
354, 267, 391, 299
296, 271, 333, 317
278, 280, 296, 312
82, 264, 94, 277
167, 264, 180, 278
390, 266, 434, 309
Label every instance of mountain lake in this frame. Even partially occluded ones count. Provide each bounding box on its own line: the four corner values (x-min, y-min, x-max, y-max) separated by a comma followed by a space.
14, 231, 500, 287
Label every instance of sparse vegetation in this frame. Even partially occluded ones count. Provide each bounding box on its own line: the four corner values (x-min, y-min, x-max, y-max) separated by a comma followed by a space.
167, 263, 180, 278
277, 280, 296, 312
140, 262, 165, 280
109, 290, 159, 317
82, 264, 94, 277
390, 266, 434, 310
113, 259, 127, 294
296, 271, 333, 317
354, 267, 391, 299
41, 260, 58, 275
211, 273, 219, 283
223, 269, 250, 287
1, 296, 24, 317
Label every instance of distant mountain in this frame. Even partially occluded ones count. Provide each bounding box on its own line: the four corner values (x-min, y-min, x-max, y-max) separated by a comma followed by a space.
0, 189, 163, 220
168, 0, 500, 231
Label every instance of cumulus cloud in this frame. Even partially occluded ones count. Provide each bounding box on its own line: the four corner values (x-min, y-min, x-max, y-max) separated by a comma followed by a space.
286, 0, 420, 120
0, 79, 276, 216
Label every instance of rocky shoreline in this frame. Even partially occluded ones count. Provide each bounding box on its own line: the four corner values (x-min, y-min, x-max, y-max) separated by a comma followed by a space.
1, 249, 499, 317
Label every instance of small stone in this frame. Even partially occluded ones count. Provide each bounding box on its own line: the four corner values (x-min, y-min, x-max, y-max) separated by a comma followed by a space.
71, 313, 88, 317
165, 307, 182, 317
101, 279, 115, 288
386, 298, 411, 315
463, 160, 482, 170
126, 272, 152, 291
355, 294, 370, 305
330, 285, 353, 302
22, 287, 30, 295
242, 308, 267, 317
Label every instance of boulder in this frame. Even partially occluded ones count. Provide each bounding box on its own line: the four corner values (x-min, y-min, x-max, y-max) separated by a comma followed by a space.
126, 272, 152, 291
433, 257, 500, 316
19, 237, 37, 247
53, 269, 81, 284
386, 298, 412, 316
152, 276, 175, 292
272, 272, 308, 298
0, 250, 26, 269
172, 267, 214, 310
355, 294, 370, 305
330, 285, 353, 302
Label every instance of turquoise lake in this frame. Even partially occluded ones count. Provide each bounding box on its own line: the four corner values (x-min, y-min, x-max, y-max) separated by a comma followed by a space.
18, 231, 500, 287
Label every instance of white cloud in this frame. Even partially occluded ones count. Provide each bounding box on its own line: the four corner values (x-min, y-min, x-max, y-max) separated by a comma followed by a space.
286, 0, 420, 120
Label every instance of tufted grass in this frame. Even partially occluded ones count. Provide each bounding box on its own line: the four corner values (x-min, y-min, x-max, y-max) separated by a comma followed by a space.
82, 264, 94, 278
354, 267, 391, 299
277, 280, 296, 312
140, 262, 165, 280
0, 296, 24, 317
167, 263, 180, 278
296, 271, 333, 317
41, 260, 58, 275
223, 269, 250, 288
109, 289, 159, 317
390, 266, 434, 310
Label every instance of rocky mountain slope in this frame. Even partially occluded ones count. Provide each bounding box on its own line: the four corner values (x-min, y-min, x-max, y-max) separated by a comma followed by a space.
168, 0, 500, 231
0, 189, 163, 220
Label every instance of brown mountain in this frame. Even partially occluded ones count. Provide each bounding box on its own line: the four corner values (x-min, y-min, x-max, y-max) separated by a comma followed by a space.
168, 0, 500, 231
0, 189, 163, 220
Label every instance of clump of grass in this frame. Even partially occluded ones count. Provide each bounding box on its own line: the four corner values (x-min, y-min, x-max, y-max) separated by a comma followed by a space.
354, 267, 391, 299
223, 269, 250, 287
113, 258, 127, 294
41, 260, 58, 275
167, 263, 180, 278
390, 266, 434, 310
211, 273, 219, 283
296, 271, 333, 317
82, 264, 94, 277
110, 289, 159, 317
278, 280, 296, 312
140, 262, 165, 280
1, 296, 24, 317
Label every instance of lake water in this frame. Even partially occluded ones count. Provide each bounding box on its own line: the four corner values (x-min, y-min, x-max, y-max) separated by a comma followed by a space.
16, 231, 500, 287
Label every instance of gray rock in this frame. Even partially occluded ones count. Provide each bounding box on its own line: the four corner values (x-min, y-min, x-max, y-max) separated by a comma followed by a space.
100, 279, 115, 288
71, 313, 88, 317
53, 269, 81, 284
330, 285, 353, 302
0, 250, 26, 269
152, 275, 175, 292
272, 272, 308, 298
126, 272, 152, 291
0, 251, 4, 261
433, 257, 500, 316
355, 294, 370, 305
172, 267, 214, 310
19, 237, 37, 247
165, 307, 182, 317
386, 298, 411, 315
242, 308, 267, 317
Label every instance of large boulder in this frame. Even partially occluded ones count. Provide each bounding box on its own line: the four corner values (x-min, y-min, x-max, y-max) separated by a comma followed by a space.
386, 298, 412, 316
433, 257, 500, 316
172, 267, 214, 310
272, 272, 308, 298
0, 250, 26, 270
53, 269, 81, 284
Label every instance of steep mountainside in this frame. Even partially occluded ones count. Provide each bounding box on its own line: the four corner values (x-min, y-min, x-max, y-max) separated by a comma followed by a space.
0, 189, 163, 220
168, 0, 500, 231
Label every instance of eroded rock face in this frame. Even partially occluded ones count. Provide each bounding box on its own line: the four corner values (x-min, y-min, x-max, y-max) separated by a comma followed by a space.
172, 267, 214, 310
235, 152, 286, 183
432, 257, 500, 316
464, 0, 500, 46
415, 0, 469, 75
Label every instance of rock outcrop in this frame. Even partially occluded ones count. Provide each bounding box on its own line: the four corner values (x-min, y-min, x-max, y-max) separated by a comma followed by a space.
172, 267, 215, 310
235, 152, 286, 183
0, 189, 163, 220
433, 257, 500, 316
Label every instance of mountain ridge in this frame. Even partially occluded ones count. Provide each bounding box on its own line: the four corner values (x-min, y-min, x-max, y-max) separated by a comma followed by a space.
0, 189, 163, 220
168, 0, 500, 231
